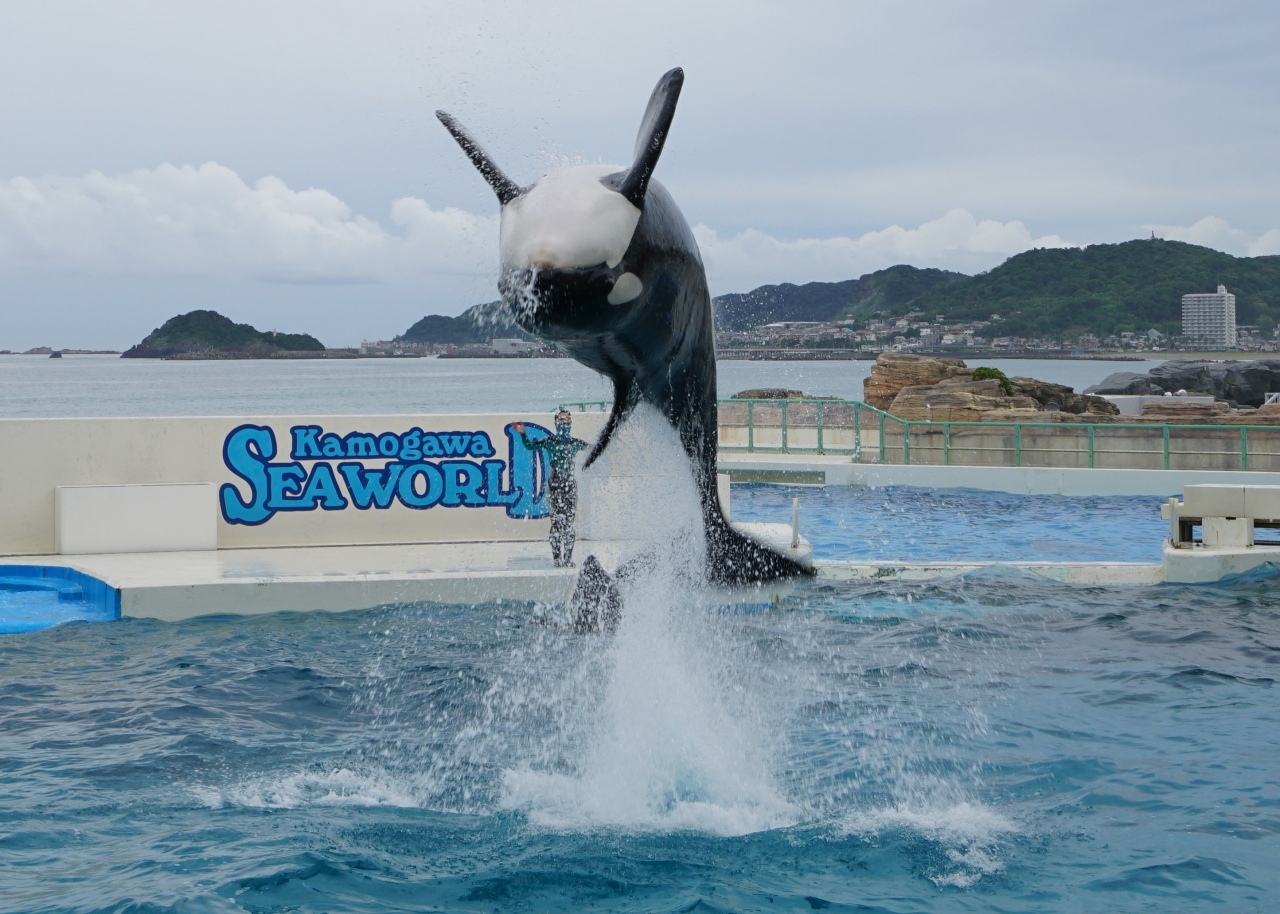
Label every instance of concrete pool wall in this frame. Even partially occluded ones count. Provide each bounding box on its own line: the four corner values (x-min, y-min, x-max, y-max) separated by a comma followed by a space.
0, 413, 604, 556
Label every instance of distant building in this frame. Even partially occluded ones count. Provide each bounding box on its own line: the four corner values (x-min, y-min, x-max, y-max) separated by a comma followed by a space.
1182, 284, 1237, 348
490, 337, 537, 355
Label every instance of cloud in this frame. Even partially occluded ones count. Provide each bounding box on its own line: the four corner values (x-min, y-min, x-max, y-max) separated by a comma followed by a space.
0, 162, 498, 283
1149, 216, 1280, 258
3, 163, 1277, 306
694, 209, 1076, 291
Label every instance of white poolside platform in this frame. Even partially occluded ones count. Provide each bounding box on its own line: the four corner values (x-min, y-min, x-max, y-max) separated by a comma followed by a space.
22, 541, 585, 621
16, 544, 1166, 623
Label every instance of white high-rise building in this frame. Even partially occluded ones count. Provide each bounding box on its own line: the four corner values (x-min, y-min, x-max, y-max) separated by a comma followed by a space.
1182, 284, 1237, 348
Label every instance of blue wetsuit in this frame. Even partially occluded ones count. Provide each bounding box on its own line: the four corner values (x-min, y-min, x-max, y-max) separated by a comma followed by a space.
519, 426, 587, 566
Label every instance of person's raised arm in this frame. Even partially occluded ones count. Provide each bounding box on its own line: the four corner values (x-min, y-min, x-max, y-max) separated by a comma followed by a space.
512, 422, 545, 451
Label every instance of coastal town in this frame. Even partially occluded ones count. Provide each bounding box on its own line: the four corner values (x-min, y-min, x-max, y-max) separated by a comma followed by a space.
715, 312, 1280, 357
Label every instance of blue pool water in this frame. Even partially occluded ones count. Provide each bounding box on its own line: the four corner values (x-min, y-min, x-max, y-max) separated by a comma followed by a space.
0, 565, 120, 635
2, 571, 1278, 912
733, 485, 1169, 564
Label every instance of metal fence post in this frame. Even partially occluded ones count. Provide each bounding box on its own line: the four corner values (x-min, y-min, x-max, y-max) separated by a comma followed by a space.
879, 411, 886, 464
1088, 424, 1095, 469
747, 400, 755, 452
1014, 424, 1022, 467
903, 420, 911, 465
854, 402, 862, 462
1242, 427, 1249, 470
816, 401, 825, 454
943, 423, 951, 466
1163, 425, 1170, 470
781, 399, 789, 452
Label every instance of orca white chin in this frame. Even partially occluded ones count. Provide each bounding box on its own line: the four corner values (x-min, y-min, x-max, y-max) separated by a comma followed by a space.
499, 164, 640, 271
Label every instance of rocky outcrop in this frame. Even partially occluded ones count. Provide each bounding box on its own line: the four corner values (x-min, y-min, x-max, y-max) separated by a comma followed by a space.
867, 353, 1118, 421
1086, 359, 1280, 407
980, 408, 1076, 423
731, 388, 837, 400
1008, 377, 1119, 415
888, 378, 1040, 421
863, 353, 970, 409
1138, 400, 1231, 421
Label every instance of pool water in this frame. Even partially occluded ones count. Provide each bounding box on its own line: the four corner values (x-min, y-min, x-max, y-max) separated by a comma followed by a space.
2, 569, 1277, 913
733, 485, 1169, 564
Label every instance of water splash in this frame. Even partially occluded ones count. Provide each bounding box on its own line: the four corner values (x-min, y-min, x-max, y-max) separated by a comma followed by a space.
839, 801, 1016, 888
485, 407, 796, 834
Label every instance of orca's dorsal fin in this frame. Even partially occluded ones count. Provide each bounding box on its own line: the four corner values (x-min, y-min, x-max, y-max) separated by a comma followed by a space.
614, 68, 683, 208
436, 111, 523, 205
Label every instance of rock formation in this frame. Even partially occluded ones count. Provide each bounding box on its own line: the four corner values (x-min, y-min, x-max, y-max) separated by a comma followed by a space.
1087, 359, 1280, 407
887, 378, 1040, 422
865, 352, 1119, 421
1006, 377, 1118, 416
731, 388, 838, 400
862, 353, 970, 409
1136, 399, 1232, 421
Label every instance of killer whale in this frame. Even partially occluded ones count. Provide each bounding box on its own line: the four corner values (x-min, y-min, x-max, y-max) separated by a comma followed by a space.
438, 68, 811, 586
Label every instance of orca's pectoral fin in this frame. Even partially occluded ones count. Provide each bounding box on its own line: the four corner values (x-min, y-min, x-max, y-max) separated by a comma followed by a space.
436, 111, 523, 205
583, 377, 634, 469
614, 67, 684, 208
569, 555, 622, 634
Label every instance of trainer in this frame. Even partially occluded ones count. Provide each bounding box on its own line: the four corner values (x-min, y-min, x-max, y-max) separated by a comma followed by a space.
514, 409, 588, 567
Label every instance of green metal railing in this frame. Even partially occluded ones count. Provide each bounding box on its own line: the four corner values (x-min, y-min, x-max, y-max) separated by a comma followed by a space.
716, 398, 1280, 472
558, 401, 611, 412
550, 397, 1280, 471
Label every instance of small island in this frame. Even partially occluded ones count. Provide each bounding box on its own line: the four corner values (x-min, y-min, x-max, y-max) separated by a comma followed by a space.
121, 310, 340, 359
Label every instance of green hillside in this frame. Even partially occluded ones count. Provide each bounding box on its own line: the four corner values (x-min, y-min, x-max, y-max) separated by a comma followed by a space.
397, 301, 528, 345
907, 240, 1280, 338
397, 314, 486, 346
122, 310, 324, 358
713, 264, 966, 330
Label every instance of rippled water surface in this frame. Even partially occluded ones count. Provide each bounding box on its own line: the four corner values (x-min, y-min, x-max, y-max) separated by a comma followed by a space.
3, 573, 1278, 913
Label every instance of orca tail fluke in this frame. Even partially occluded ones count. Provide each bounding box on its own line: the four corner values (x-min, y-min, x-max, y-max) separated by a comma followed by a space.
702, 506, 813, 587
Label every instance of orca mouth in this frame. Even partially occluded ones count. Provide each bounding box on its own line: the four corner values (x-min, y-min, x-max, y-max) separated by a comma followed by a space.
500, 264, 625, 337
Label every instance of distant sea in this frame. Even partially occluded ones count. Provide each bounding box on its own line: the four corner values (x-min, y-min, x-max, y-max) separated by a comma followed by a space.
0, 353, 1161, 418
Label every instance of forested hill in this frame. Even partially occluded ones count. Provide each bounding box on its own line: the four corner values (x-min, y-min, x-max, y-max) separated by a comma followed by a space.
909, 240, 1280, 338
712, 264, 967, 330
396, 301, 527, 345
122, 310, 324, 358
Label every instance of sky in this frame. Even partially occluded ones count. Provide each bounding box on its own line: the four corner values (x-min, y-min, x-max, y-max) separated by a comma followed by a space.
0, 1, 1277, 350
